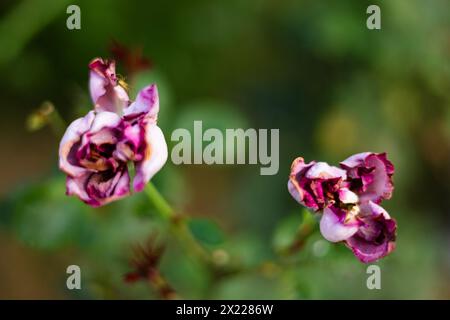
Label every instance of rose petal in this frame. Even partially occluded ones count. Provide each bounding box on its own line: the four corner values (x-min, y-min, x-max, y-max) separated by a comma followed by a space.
345, 202, 397, 263
340, 152, 372, 169
66, 174, 91, 203
338, 188, 359, 204
133, 123, 168, 192
89, 58, 129, 113
288, 157, 319, 210
288, 158, 347, 211
340, 152, 394, 203
67, 111, 123, 172
77, 111, 122, 147
306, 162, 347, 180
112, 123, 143, 162
59, 111, 96, 177
359, 200, 391, 219
90, 111, 122, 132
363, 153, 394, 202
346, 236, 396, 263
67, 168, 130, 207
290, 157, 314, 175
123, 84, 159, 120
320, 206, 360, 242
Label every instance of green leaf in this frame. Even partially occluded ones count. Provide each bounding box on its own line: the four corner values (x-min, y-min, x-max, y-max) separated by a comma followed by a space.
187, 218, 225, 247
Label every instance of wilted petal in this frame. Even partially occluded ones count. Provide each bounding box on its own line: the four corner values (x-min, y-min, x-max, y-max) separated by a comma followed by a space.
338, 188, 359, 204
60, 57, 170, 207
133, 123, 168, 192
78, 111, 122, 148
289, 157, 313, 176
306, 162, 347, 180
89, 58, 129, 113
66, 174, 91, 204
72, 111, 123, 172
359, 200, 391, 219
345, 201, 397, 263
288, 157, 318, 210
340, 152, 394, 203
123, 84, 159, 120
89, 111, 122, 132
339, 152, 371, 168
113, 123, 144, 162
320, 206, 360, 242
59, 111, 96, 177
67, 167, 130, 207
288, 158, 347, 211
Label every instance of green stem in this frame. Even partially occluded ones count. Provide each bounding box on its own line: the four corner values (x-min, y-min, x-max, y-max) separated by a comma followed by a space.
144, 182, 211, 263
144, 182, 174, 220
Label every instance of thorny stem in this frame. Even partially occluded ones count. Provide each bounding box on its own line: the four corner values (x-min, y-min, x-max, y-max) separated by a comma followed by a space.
145, 181, 316, 278
144, 182, 212, 264
43, 106, 212, 266
28, 97, 321, 302
42, 105, 311, 294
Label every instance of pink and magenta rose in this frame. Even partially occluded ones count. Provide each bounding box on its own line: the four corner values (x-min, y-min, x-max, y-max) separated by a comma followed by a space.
340, 152, 394, 204
288, 152, 397, 263
288, 157, 357, 211
59, 58, 167, 207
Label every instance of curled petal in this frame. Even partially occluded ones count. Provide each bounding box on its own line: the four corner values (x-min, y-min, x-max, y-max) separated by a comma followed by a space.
89, 58, 129, 113
66, 174, 91, 204
123, 84, 159, 120
133, 123, 168, 192
338, 188, 359, 204
340, 152, 394, 203
59, 111, 96, 177
320, 206, 360, 242
289, 157, 314, 176
288, 157, 319, 210
78, 111, 123, 149
89, 111, 122, 133
306, 162, 347, 180
113, 123, 143, 162
288, 157, 346, 211
61, 58, 170, 207
345, 201, 397, 263
287, 179, 319, 211
346, 237, 396, 264
359, 200, 391, 219
63, 111, 123, 173
340, 152, 372, 168
66, 167, 130, 207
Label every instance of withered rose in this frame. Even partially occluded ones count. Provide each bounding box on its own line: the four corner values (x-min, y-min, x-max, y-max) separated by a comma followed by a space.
340, 152, 394, 204
320, 201, 397, 263
59, 58, 167, 206
288, 152, 397, 263
288, 157, 357, 211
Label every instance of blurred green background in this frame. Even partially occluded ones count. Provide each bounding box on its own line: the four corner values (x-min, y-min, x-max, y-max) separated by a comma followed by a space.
0, 0, 449, 299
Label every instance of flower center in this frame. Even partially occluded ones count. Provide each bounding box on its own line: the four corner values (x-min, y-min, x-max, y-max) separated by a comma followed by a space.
344, 205, 360, 224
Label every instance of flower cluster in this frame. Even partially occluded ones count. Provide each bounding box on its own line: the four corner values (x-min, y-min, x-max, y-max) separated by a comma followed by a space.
59, 58, 168, 206
288, 152, 397, 263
